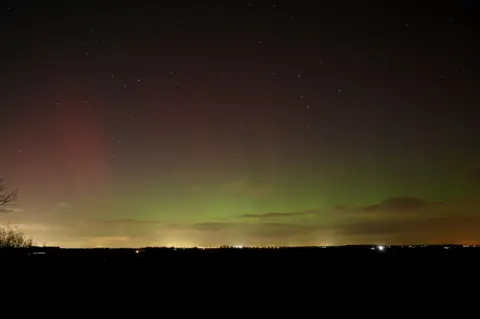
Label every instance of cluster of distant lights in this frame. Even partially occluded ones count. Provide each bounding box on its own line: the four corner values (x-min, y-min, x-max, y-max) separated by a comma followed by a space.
135, 245, 276, 253
24, 244, 479, 256
132, 244, 477, 254
373, 245, 477, 251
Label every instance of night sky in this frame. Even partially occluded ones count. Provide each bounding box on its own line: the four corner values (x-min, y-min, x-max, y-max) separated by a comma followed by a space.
1, 1, 479, 247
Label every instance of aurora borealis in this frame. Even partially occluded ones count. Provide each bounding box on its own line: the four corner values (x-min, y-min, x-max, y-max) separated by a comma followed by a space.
1, 1, 479, 247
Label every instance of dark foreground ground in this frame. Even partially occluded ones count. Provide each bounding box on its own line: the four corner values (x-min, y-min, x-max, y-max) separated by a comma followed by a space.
1, 245, 478, 305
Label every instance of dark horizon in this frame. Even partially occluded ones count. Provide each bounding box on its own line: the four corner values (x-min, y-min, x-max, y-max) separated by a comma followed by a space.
2, 243, 479, 250
3, 243, 478, 250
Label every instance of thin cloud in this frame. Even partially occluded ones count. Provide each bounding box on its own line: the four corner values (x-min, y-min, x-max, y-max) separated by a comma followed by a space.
336, 214, 480, 243
58, 202, 72, 208
356, 197, 427, 214
0, 206, 20, 213
331, 197, 480, 244
238, 210, 319, 219
8, 196, 480, 247
193, 222, 248, 232
330, 197, 434, 218
246, 223, 327, 238
102, 218, 164, 225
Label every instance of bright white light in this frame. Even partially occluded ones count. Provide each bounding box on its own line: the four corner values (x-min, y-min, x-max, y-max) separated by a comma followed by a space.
377, 245, 385, 251
233, 245, 243, 249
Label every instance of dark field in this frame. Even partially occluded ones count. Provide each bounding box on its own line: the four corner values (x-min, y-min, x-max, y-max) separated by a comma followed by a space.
1, 245, 477, 301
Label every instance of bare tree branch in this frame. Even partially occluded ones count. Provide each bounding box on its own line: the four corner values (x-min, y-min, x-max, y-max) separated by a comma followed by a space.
0, 179, 18, 213
0, 181, 33, 247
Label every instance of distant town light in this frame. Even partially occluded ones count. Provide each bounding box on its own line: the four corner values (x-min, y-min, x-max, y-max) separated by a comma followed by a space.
377, 245, 385, 251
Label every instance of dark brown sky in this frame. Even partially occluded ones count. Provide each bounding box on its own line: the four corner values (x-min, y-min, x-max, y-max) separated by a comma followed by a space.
0, 1, 479, 247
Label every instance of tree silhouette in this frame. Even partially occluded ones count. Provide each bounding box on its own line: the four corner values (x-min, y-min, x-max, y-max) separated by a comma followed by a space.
0, 224, 34, 248
0, 180, 34, 247
0, 179, 18, 213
